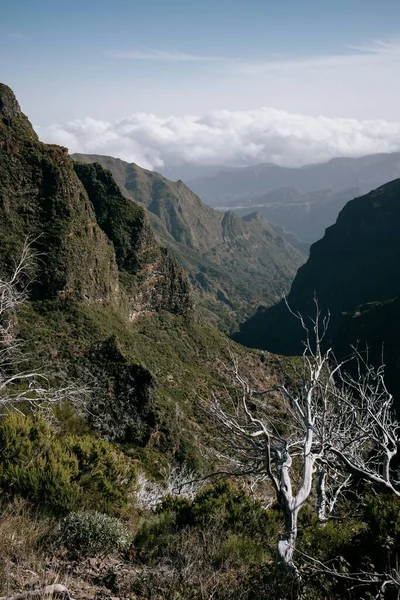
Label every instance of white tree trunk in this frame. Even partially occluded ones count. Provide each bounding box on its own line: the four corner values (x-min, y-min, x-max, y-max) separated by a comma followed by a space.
277, 505, 299, 571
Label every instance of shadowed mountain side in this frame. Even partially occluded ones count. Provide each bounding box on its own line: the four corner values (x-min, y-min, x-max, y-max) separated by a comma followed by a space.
234, 180, 400, 404
73, 153, 305, 331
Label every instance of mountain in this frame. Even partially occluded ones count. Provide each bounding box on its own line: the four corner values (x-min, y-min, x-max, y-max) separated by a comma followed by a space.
234, 179, 400, 402
188, 153, 400, 207
233, 186, 362, 246
72, 153, 305, 331
0, 85, 191, 319
0, 82, 293, 465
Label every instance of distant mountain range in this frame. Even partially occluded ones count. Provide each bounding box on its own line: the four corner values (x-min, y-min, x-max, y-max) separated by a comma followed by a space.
187, 153, 400, 205
180, 153, 400, 246
232, 187, 362, 245
72, 154, 304, 331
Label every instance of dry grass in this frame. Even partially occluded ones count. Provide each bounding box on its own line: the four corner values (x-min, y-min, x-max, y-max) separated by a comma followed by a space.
0, 499, 60, 596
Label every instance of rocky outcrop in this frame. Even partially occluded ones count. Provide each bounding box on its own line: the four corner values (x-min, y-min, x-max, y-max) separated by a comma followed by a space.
74, 162, 192, 318
0, 83, 119, 303
85, 336, 157, 444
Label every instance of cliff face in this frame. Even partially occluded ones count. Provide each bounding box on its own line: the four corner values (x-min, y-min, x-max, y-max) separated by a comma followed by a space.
73, 153, 305, 331
0, 84, 119, 303
74, 162, 192, 319
0, 84, 192, 318
235, 179, 400, 353
288, 179, 400, 314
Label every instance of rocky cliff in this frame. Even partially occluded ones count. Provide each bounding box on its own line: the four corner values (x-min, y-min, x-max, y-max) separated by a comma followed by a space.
0, 84, 191, 318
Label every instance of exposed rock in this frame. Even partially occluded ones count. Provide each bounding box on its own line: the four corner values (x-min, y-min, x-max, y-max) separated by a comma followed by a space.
0, 85, 119, 304
85, 336, 156, 444
74, 162, 193, 318
0, 83, 192, 321
0, 584, 73, 600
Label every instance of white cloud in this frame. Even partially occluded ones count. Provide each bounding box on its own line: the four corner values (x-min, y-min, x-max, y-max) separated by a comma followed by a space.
108, 48, 225, 61
36, 107, 400, 172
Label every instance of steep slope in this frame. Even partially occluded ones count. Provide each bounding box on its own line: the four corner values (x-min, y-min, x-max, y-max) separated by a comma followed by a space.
73, 153, 305, 331
189, 153, 400, 206
234, 180, 400, 401
0, 85, 119, 303
0, 84, 191, 318
74, 162, 192, 319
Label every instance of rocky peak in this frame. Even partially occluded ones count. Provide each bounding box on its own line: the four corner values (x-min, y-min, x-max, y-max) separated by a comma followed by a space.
0, 82, 38, 145
0, 83, 22, 119
0, 84, 192, 319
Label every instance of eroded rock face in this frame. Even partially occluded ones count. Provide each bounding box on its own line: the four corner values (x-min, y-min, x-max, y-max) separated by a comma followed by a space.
0, 84, 120, 303
0, 83, 192, 319
74, 162, 193, 318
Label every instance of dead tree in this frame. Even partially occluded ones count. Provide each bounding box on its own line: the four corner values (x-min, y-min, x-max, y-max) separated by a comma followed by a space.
209, 301, 400, 574
0, 240, 89, 416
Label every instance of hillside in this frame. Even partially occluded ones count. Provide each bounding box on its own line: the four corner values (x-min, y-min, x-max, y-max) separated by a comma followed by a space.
1, 83, 400, 600
0, 81, 291, 466
234, 179, 400, 401
72, 153, 305, 331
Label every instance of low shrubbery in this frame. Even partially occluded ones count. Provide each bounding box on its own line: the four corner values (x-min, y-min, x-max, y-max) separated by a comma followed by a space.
60, 510, 131, 557
0, 413, 135, 515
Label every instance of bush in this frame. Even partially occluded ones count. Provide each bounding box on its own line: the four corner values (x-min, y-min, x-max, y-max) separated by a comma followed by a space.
60, 510, 130, 557
159, 480, 282, 543
0, 413, 135, 515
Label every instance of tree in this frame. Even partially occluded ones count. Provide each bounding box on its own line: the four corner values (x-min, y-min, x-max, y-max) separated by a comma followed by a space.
0, 239, 88, 416
209, 301, 400, 576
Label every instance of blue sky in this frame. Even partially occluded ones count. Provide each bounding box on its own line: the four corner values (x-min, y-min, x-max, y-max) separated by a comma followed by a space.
3, 1, 400, 168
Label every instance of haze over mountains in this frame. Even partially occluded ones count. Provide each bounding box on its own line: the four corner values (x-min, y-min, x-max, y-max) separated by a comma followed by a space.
171, 153, 400, 246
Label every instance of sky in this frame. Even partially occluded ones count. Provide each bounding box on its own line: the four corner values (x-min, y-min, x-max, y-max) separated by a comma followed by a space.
3, 0, 400, 170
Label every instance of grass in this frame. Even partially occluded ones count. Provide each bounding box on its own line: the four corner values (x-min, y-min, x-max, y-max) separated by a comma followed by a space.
16, 299, 293, 471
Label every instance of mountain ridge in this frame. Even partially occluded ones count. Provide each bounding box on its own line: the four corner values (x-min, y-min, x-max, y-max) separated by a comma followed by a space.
73, 153, 305, 331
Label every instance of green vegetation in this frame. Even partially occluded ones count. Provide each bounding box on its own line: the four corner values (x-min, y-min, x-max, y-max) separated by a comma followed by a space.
73, 153, 305, 332
1, 83, 399, 600
60, 510, 131, 557
0, 413, 134, 515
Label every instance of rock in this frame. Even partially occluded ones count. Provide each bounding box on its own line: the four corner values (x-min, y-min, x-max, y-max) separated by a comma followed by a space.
0, 583, 73, 600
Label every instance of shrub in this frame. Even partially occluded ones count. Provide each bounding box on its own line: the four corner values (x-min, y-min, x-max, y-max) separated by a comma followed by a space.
0, 413, 135, 515
60, 510, 130, 557
159, 480, 282, 543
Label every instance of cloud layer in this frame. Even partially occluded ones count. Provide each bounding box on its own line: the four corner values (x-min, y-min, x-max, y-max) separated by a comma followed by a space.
36, 107, 400, 171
